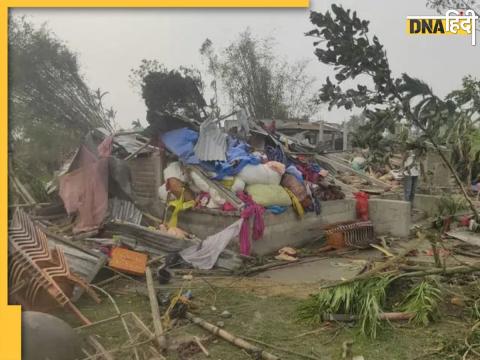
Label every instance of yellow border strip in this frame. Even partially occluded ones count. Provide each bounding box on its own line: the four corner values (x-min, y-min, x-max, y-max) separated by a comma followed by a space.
6, 0, 309, 7
1, 3, 22, 359
1, 1, 309, 359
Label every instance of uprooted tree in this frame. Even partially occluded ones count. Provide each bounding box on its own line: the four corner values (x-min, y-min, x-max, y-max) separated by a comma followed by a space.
200, 29, 320, 120
9, 16, 113, 197
130, 60, 208, 133
306, 4, 479, 220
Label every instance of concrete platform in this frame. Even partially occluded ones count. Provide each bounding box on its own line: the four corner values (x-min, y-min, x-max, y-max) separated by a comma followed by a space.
176, 198, 411, 256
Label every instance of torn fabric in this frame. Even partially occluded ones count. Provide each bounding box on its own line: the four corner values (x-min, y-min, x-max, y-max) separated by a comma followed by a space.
59, 146, 109, 233
180, 219, 242, 270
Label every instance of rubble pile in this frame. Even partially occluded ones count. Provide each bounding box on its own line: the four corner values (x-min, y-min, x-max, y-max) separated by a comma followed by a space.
12, 109, 480, 360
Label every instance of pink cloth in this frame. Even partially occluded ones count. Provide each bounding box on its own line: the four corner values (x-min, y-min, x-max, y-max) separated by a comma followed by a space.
97, 135, 114, 158
222, 202, 236, 212
237, 192, 265, 255
59, 146, 109, 233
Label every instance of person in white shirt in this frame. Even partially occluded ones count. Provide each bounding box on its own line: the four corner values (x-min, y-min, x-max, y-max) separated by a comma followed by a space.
403, 150, 420, 202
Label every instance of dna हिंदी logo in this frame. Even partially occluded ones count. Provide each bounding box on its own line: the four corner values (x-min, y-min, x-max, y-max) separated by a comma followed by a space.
406, 9, 478, 45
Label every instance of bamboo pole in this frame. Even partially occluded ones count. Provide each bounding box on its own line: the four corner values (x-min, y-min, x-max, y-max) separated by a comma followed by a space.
87, 336, 115, 360
79, 337, 155, 360
193, 336, 210, 357
91, 286, 140, 360
322, 238, 423, 289
240, 335, 320, 360
145, 266, 167, 350
323, 312, 414, 322
394, 262, 480, 280
185, 312, 280, 360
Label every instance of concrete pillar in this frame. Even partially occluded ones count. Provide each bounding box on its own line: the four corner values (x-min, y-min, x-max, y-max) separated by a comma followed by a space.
368, 198, 411, 238
317, 121, 324, 145
343, 122, 349, 151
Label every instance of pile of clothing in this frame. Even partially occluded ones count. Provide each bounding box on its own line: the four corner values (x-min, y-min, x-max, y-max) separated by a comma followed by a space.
157, 126, 345, 255
158, 127, 343, 213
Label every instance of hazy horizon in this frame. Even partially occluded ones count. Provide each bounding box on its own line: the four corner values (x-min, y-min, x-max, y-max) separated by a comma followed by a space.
12, 1, 480, 128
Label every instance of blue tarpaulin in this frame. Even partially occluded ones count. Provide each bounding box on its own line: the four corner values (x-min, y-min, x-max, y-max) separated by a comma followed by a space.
160, 128, 200, 164
160, 129, 260, 179
210, 137, 261, 179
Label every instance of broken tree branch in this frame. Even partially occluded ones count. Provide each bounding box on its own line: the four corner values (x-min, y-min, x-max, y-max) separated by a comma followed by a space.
394, 262, 480, 280
322, 238, 423, 289
240, 335, 321, 360
185, 312, 280, 360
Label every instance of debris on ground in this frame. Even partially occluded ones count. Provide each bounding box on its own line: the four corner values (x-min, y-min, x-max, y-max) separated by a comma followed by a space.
8, 55, 480, 360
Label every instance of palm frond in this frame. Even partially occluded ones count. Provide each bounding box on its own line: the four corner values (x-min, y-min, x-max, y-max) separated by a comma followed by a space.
399, 279, 442, 326
296, 275, 393, 338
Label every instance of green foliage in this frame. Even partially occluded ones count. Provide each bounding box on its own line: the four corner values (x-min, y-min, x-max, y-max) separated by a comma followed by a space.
444, 76, 480, 182
200, 29, 319, 119
307, 5, 478, 187
297, 276, 445, 338
143, 68, 206, 120
130, 62, 207, 131
400, 279, 442, 326
436, 195, 469, 216
297, 275, 393, 338
9, 16, 112, 185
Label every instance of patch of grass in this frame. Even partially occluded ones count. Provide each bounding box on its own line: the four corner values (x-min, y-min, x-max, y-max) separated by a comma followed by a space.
51, 278, 471, 359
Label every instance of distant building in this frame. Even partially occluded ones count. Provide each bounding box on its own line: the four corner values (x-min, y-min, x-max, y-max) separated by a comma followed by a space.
260, 118, 346, 151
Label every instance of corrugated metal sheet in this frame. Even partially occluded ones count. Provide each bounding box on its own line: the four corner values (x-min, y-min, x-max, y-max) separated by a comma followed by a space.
97, 128, 154, 155
39, 225, 108, 301
109, 198, 143, 225
194, 119, 227, 161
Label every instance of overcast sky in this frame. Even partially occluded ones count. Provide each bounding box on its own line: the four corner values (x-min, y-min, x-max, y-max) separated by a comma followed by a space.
12, 0, 480, 128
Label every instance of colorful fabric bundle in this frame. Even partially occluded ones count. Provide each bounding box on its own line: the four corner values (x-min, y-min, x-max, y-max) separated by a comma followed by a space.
265, 145, 287, 164
245, 184, 292, 207
285, 165, 304, 182
237, 192, 265, 256
296, 162, 322, 183
281, 173, 309, 206
283, 187, 304, 218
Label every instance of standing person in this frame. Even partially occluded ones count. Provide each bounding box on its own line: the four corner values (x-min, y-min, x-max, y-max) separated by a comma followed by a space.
403, 149, 420, 203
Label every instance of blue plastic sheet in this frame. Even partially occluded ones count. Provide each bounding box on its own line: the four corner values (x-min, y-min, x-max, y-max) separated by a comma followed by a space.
161, 129, 260, 179
160, 128, 200, 164
286, 165, 304, 183
210, 137, 260, 179
266, 205, 287, 214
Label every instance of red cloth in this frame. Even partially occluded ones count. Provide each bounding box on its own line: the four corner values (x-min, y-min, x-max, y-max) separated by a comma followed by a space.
237, 192, 265, 255
59, 146, 109, 233
354, 192, 369, 221
296, 163, 321, 183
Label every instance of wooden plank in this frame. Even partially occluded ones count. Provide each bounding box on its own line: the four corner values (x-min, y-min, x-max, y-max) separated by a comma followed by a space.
145, 266, 167, 350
